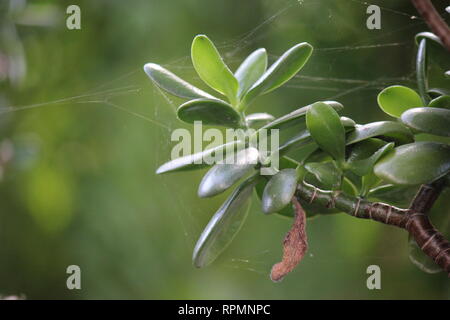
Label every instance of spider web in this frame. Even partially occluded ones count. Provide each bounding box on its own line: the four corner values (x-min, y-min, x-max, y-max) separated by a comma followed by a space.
1, 0, 446, 280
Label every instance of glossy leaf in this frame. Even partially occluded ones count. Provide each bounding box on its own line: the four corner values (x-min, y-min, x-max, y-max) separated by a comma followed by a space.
156, 141, 243, 174
415, 32, 442, 46
415, 32, 449, 71
143, 63, 216, 100
340, 116, 356, 130
191, 35, 239, 104
401, 107, 450, 137
368, 184, 418, 207
416, 39, 429, 105
262, 101, 343, 131
193, 175, 258, 268
198, 148, 259, 198
377, 85, 423, 118
261, 169, 298, 214
346, 121, 413, 145
428, 88, 450, 99
235, 48, 267, 98
374, 142, 450, 185
347, 143, 394, 176
278, 130, 312, 155
304, 161, 342, 190
428, 95, 450, 109
306, 102, 345, 163
177, 99, 243, 128
242, 42, 313, 105
245, 113, 275, 128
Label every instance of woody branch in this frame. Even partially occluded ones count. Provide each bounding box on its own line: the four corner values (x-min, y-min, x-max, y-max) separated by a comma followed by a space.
295, 180, 450, 275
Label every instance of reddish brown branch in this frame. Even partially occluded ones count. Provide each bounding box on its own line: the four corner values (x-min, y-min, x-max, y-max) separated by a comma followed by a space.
296, 181, 450, 275
411, 0, 450, 51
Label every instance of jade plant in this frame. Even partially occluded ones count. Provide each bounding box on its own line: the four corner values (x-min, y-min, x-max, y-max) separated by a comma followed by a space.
144, 31, 450, 281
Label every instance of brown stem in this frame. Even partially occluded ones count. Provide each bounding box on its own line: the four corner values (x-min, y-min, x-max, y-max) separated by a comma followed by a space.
296, 181, 450, 274
411, 0, 450, 51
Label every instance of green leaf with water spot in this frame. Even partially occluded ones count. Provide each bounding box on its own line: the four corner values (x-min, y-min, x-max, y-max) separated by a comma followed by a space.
177, 99, 243, 128
306, 102, 345, 163
235, 48, 268, 99
143, 63, 216, 100
261, 169, 298, 214
377, 85, 423, 118
401, 107, 450, 137
191, 35, 239, 105
346, 121, 413, 145
374, 142, 450, 185
242, 42, 313, 106
193, 175, 258, 268
198, 148, 259, 198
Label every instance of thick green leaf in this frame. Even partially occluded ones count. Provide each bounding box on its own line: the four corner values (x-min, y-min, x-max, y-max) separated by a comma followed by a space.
193, 175, 258, 268
177, 99, 243, 128
156, 141, 243, 174
377, 85, 423, 118
261, 101, 343, 131
304, 161, 342, 190
415, 32, 449, 71
346, 121, 413, 145
245, 113, 275, 128
261, 168, 298, 214
367, 184, 418, 207
235, 48, 267, 99
198, 148, 259, 198
428, 88, 450, 99
416, 39, 429, 105
278, 130, 312, 155
306, 102, 345, 163
415, 32, 442, 46
143, 63, 216, 100
340, 116, 356, 130
242, 42, 313, 106
347, 143, 394, 176
374, 142, 450, 185
401, 107, 450, 137
191, 35, 239, 104
347, 138, 387, 162
428, 95, 450, 109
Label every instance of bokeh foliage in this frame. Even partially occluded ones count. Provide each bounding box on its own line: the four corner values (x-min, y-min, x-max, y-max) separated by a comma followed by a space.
0, 0, 449, 299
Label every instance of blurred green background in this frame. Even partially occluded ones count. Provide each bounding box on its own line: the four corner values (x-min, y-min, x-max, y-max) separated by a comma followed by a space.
0, 0, 449, 299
